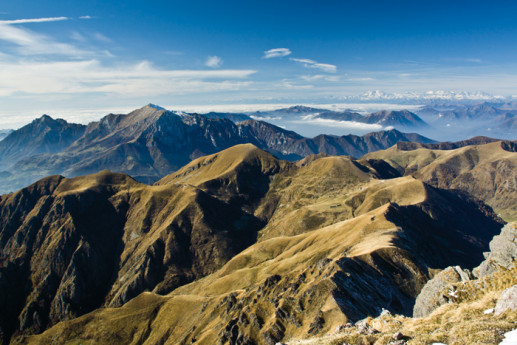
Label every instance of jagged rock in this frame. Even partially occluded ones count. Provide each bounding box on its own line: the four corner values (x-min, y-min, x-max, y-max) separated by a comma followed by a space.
355, 320, 379, 335
413, 266, 472, 318
335, 323, 353, 332
494, 285, 517, 316
380, 308, 392, 317
474, 224, 517, 278
393, 331, 404, 340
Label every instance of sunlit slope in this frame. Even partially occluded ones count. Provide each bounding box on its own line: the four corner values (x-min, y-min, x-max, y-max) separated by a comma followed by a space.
17, 172, 501, 345
364, 140, 517, 221
0, 155, 271, 341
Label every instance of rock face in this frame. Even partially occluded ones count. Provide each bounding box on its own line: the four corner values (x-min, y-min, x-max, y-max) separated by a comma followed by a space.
412, 266, 472, 318
413, 223, 517, 318
494, 285, 517, 316
0, 105, 433, 194
474, 223, 517, 278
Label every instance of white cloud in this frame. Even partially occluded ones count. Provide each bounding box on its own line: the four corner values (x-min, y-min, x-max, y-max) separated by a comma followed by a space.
301, 74, 340, 82
0, 59, 256, 97
290, 58, 337, 73
347, 77, 375, 82
205, 55, 223, 68
79, 16, 93, 20
292, 118, 383, 131
263, 48, 291, 59
0, 20, 88, 56
277, 79, 313, 89
0, 17, 68, 24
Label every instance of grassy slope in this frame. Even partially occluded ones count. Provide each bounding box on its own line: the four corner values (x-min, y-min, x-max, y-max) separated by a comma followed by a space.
364, 141, 517, 221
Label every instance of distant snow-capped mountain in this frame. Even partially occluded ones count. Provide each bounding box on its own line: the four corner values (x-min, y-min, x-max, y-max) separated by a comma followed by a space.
351, 90, 505, 102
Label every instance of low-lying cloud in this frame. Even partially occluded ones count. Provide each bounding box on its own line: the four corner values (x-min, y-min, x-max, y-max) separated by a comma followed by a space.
292, 117, 383, 131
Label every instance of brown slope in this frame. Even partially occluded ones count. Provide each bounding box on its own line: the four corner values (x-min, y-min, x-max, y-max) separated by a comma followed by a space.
364, 140, 517, 221
0, 145, 289, 343
18, 177, 502, 345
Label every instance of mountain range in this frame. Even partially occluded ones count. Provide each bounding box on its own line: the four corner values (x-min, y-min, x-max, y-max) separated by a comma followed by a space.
0, 104, 433, 194
1, 138, 516, 344
250, 106, 429, 130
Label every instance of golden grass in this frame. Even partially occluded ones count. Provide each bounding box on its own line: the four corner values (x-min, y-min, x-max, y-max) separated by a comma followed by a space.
364, 141, 517, 222
287, 265, 517, 345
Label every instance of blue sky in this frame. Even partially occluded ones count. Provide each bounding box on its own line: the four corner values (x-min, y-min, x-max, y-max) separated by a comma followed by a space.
1, 0, 517, 127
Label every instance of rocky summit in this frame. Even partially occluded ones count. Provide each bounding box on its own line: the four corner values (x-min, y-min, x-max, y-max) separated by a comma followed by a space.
1, 140, 515, 345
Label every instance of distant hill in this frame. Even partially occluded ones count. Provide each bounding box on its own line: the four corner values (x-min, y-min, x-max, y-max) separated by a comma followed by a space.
251, 106, 430, 130
0, 116, 85, 170
362, 109, 429, 128
0, 105, 433, 193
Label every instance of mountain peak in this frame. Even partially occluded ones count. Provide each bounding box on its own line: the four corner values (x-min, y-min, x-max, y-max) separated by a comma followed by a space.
145, 103, 165, 110
34, 114, 55, 123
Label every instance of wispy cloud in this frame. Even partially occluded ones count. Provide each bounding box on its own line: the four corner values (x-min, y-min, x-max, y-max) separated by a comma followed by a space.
79, 16, 93, 20
205, 55, 223, 68
93, 32, 111, 43
301, 74, 340, 82
70, 31, 86, 42
0, 17, 68, 24
290, 58, 337, 73
263, 48, 291, 59
347, 77, 375, 82
0, 17, 88, 56
277, 79, 313, 89
0, 59, 256, 97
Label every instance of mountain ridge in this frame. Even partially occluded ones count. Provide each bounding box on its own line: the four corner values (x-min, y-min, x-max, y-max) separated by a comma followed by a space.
0, 105, 434, 194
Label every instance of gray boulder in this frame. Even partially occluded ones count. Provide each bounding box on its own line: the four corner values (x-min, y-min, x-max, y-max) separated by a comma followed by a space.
494, 285, 517, 316
474, 223, 517, 278
413, 266, 472, 318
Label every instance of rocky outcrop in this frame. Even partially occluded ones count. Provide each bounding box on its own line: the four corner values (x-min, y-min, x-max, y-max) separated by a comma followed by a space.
474, 223, 517, 278
494, 285, 517, 316
412, 266, 472, 318
413, 223, 517, 318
